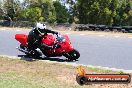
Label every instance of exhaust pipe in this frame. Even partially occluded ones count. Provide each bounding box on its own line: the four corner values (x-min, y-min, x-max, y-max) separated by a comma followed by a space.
16, 47, 29, 54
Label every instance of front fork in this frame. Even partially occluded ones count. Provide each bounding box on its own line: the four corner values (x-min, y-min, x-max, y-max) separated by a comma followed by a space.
63, 52, 72, 61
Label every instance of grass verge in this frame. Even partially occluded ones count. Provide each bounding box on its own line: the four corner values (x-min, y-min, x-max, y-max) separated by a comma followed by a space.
0, 56, 131, 88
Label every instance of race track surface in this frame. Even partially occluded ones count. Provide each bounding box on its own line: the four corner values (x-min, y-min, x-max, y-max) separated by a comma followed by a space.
0, 29, 132, 70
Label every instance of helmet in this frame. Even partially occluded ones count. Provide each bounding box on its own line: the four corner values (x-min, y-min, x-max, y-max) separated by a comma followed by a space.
36, 23, 46, 29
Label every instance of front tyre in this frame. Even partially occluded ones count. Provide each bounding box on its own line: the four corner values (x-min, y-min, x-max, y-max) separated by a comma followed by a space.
67, 49, 80, 61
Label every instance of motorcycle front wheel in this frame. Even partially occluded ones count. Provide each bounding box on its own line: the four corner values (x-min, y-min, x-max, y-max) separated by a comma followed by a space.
65, 49, 80, 61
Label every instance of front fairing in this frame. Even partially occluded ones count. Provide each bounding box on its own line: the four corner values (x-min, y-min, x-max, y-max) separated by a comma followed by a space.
42, 34, 74, 56
54, 35, 74, 54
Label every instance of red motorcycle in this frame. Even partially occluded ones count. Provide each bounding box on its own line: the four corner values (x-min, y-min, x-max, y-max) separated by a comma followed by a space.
15, 33, 80, 61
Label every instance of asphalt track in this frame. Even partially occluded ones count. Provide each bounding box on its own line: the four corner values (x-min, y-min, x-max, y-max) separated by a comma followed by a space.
0, 29, 132, 70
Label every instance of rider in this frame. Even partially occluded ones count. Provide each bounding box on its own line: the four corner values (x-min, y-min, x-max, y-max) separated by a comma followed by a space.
27, 23, 58, 54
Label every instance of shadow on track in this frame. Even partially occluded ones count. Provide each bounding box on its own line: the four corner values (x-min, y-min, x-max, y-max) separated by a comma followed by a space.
17, 55, 77, 62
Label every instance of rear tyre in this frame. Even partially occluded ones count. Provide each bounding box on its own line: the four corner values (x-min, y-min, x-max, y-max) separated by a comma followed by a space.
26, 50, 42, 58
32, 50, 42, 58
19, 44, 29, 55
20, 44, 41, 58
20, 44, 27, 50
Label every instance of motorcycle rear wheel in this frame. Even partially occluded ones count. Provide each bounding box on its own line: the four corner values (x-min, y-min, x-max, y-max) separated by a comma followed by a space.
20, 44, 41, 58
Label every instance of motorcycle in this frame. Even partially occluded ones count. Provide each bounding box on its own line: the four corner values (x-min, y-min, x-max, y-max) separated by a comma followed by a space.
15, 32, 80, 61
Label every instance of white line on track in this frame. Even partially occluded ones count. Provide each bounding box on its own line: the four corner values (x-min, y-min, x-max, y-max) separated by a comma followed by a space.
65, 33, 71, 35
98, 35, 105, 37
16, 30, 21, 31
128, 37, 132, 39
0, 29, 6, 31
114, 36, 120, 38
75, 64, 132, 73
80, 34, 85, 36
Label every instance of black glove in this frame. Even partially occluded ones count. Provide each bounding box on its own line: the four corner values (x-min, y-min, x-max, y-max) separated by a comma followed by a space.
52, 43, 60, 49
54, 32, 59, 35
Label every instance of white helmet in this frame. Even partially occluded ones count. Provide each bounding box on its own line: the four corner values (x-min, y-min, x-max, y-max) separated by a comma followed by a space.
36, 23, 46, 29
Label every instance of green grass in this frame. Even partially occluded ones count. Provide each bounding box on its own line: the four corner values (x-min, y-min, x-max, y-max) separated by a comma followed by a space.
0, 56, 128, 88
